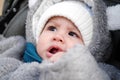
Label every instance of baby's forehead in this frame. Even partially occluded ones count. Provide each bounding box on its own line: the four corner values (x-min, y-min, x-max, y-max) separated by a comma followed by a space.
45, 16, 79, 30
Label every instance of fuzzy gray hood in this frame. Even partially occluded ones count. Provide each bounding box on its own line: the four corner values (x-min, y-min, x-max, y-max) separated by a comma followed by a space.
26, 0, 111, 62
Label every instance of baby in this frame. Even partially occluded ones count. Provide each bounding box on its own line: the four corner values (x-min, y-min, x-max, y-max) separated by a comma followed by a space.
37, 16, 84, 62
24, 1, 93, 63
1, 0, 118, 80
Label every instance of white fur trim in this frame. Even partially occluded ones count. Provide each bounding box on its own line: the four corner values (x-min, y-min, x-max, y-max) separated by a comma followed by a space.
107, 4, 120, 30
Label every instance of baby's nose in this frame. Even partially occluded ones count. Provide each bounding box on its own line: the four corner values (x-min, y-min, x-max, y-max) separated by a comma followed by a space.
53, 34, 64, 43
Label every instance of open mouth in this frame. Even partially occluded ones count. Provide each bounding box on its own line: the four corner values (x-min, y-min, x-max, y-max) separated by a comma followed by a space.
48, 46, 63, 54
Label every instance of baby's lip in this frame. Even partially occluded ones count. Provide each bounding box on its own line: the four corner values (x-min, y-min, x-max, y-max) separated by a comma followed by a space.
46, 45, 65, 58
48, 45, 64, 53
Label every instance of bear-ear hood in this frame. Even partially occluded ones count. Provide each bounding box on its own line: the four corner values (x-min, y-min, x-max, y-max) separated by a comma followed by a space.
26, 0, 112, 62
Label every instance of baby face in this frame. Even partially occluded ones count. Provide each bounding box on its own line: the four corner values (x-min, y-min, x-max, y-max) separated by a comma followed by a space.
37, 16, 84, 62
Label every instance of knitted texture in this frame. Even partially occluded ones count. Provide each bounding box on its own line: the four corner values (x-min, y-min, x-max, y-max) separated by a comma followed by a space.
33, 1, 93, 46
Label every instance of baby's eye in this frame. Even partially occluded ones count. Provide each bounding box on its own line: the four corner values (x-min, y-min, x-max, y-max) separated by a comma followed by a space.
68, 31, 79, 38
48, 26, 57, 31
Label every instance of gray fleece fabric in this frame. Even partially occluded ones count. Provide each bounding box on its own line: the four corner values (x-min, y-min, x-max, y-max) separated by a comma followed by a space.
0, 36, 110, 80
0, 0, 120, 80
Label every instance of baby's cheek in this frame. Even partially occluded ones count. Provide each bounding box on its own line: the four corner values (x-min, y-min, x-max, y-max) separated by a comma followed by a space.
36, 40, 44, 54
67, 41, 83, 49
66, 42, 75, 50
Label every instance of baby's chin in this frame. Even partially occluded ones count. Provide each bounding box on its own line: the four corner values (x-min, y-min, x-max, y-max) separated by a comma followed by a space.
49, 52, 64, 63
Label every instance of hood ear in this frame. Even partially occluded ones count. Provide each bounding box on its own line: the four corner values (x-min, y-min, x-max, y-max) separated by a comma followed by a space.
107, 4, 120, 30
28, 0, 38, 9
